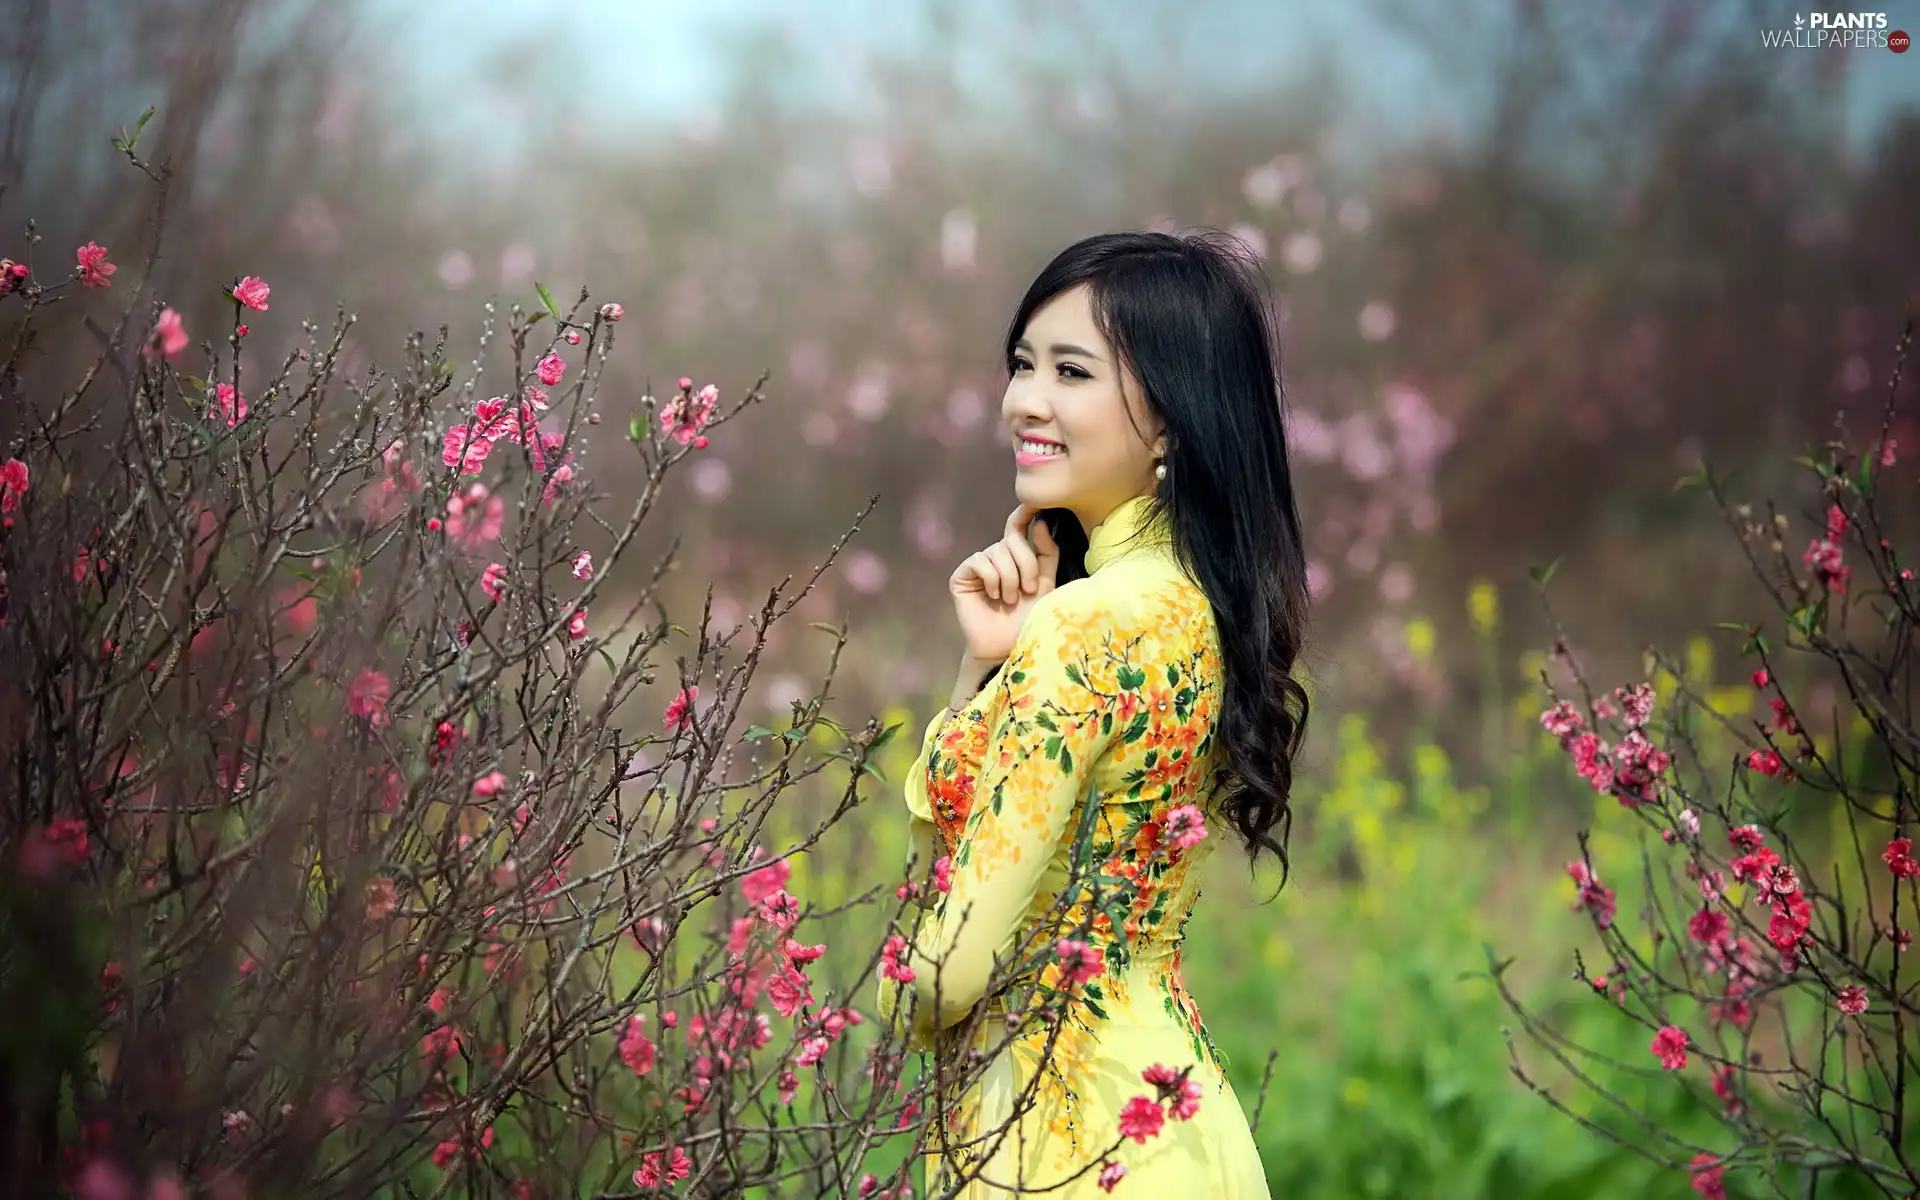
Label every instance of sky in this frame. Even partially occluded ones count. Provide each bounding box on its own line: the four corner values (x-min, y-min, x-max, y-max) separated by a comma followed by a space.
374, 0, 1916, 166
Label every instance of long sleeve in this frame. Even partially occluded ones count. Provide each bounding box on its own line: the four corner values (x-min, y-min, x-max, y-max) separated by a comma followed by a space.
887, 590, 1127, 1037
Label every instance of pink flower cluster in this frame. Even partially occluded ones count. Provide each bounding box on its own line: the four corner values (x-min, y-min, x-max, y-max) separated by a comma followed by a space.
0, 458, 28, 514
1565, 860, 1616, 928
1724, 825, 1814, 970
1650, 1024, 1689, 1070
660, 381, 718, 447
1884, 836, 1919, 878
444, 483, 504, 551
633, 1146, 692, 1189
1539, 685, 1669, 808
879, 934, 914, 984
441, 392, 573, 493
1801, 504, 1850, 593
1110, 1060, 1204, 1169
19, 818, 91, 878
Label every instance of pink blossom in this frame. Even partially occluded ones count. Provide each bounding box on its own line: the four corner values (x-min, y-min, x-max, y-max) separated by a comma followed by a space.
74, 1160, 134, 1200
1142, 1062, 1202, 1119
1835, 985, 1868, 1015
1097, 1162, 1127, 1192
537, 353, 565, 386
1566, 860, 1617, 928
0, 457, 28, 513
1650, 1025, 1689, 1070
631, 917, 667, 953
441, 425, 493, 474
664, 685, 699, 732
365, 877, 398, 920
1117, 1094, 1165, 1143
342, 669, 392, 728
879, 934, 915, 984
1164, 803, 1208, 851
619, 1015, 656, 1075
480, 562, 507, 603
212, 383, 247, 428
631, 1147, 691, 1189
542, 462, 574, 506
1539, 700, 1585, 738
1745, 748, 1792, 779
660, 383, 718, 445
1825, 503, 1848, 541
758, 889, 800, 933
1884, 837, 1920, 878
742, 858, 791, 905
1055, 938, 1105, 986
1802, 537, 1849, 593
76, 242, 116, 288
1687, 908, 1729, 946
933, 855, 953, 893
599, 302, 624, 322
1689, 1154, 1726, 1200
444, 484, 504, 549
566, 608, 589, 640
783, 937, 825, 965
767, 961, 814, 1017
472, 770, 507, 798
1881, 437, 1898, 467
571, 550, 593, 580
18, 818, 90, 878
232, 275, 270, 311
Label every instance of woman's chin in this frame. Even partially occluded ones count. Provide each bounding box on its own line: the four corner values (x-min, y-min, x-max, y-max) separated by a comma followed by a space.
1013, 477, 1065, 508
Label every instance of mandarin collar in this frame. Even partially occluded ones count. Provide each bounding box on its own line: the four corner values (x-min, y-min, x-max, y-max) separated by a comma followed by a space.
1085, 493, 1173, 575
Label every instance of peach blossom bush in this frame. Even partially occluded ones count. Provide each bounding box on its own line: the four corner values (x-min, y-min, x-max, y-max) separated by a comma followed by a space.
0, 133, 1244, 1200
1499, 323, 1920, 1198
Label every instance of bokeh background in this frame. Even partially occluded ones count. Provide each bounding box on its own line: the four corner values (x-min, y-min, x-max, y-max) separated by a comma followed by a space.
5, 0, 1917, 1194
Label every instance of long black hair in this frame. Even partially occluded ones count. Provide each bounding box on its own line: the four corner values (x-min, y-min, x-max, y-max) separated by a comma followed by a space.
1004, 228, 1312, 887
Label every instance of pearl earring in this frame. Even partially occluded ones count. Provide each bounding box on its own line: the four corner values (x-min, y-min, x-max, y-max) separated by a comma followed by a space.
1154, 461, 1166, 482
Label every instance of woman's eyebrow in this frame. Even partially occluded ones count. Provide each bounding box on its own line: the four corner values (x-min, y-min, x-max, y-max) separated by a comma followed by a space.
1012, 337, 1106, 363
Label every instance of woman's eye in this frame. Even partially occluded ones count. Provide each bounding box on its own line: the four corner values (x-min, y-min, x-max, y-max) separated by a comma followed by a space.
1058, 364, 1090, 380
1009, 355, 1032, 373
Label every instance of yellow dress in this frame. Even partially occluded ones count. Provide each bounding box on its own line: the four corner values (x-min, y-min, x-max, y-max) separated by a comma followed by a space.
877, 494, 1270, 1198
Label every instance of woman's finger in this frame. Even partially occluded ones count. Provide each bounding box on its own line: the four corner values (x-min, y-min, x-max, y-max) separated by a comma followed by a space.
984, 544, 1021, 603
1002, 528, 1041, 594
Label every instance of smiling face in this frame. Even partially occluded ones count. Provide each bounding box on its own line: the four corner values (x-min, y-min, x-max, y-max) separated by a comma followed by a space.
1003, 284, 1166, 533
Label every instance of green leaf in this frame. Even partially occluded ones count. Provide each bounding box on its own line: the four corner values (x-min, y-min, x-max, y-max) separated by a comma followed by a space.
130, 106, 155, 146
535, 282, 561, 320
1858, 448, 1874, 495
743, 725, 776, 742
1527, 557, 1562, 588
869, 721, 901, 751
628, 416, 644, 443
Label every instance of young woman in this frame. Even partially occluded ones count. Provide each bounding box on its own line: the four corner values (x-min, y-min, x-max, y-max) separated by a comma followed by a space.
877, 229, 1311, 1197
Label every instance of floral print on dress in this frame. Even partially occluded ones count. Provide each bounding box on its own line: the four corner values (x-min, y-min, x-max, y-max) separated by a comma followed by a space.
880, 494, 1257, 1194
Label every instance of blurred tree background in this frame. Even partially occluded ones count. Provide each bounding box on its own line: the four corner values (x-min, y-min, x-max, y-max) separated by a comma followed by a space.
3, 0, 1915, 1193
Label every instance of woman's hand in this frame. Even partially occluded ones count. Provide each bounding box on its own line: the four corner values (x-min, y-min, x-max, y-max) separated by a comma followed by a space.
949, 504, 1060, 664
